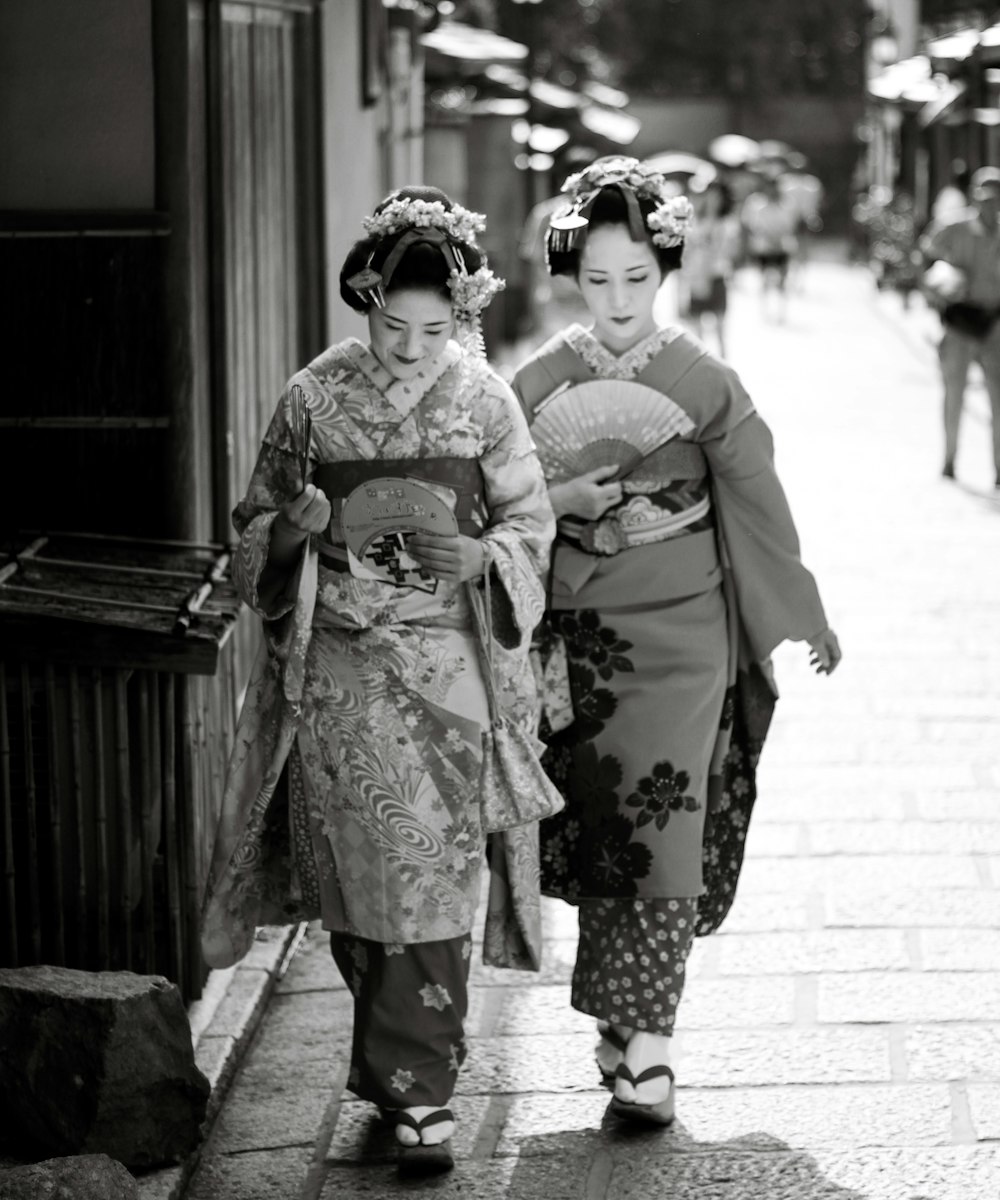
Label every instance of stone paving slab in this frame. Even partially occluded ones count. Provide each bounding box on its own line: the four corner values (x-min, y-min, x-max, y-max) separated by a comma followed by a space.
608, 1145, 1000, 1200
209, 1056, 341, 1155
967, 1084, 1000, 1140
808, 820, 1000, 855
497, 1083, 954, 1154
738, 854, 980, 893
185, 1147, 313, 1200
823, 888, 1000, 929
904, 1026, 1000, 1081
818, 972, 1000, 1024
918, 928, 1000, 970
676, 1028, 892, 1087
715, 930, 910, 975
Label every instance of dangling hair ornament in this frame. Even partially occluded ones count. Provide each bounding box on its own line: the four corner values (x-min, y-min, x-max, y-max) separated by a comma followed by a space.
349, 195, 505, 360
545, 155, 694, 260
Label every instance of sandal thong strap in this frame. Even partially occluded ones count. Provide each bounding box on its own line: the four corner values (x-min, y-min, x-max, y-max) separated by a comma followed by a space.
615, 1063, 675, 1087
393, 1108, 455, 1137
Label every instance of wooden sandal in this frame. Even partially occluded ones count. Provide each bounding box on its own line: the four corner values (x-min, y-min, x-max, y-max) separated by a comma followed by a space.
391, 1108, 455, 1175
609, 1063, 676, 1126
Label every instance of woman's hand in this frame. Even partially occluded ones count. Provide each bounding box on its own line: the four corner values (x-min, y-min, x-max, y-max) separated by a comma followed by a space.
549, 465, 623, 520
807, 628, 842, 675
274, 483, 331, 541
407, 533, 485, 584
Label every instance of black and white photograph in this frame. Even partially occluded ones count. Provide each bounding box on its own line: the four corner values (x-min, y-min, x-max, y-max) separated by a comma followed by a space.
0, 1, 997, 1197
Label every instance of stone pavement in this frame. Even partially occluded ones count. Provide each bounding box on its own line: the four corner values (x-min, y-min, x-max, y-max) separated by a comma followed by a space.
179, 256, 1000, 1199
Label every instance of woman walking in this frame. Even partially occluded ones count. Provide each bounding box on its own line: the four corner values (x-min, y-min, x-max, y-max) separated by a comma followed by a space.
512, 156, 841, 1126
201, 187, 556, 1173
680, 177, 741, 357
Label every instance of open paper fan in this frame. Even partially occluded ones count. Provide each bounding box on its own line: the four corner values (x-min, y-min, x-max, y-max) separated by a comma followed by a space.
530, 380, 695, 483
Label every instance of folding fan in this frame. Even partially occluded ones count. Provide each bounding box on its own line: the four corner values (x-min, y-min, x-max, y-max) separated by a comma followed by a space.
530, 380, 695, 483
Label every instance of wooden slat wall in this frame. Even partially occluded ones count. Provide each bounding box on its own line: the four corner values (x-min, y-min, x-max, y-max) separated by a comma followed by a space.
215, 1, 318, 532
0, 644, 242, 1001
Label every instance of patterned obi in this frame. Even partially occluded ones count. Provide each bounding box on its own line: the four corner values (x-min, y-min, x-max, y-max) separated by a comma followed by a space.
312, 457, 487, 573
558, 440, 711, 557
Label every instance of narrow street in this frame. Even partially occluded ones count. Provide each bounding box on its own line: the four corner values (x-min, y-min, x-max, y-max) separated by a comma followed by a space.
182, 256, 1000, 1200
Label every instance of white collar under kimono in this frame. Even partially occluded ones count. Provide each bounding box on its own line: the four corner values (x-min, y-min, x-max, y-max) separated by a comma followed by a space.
342, 337, 463, 424
564, 323, 684, 382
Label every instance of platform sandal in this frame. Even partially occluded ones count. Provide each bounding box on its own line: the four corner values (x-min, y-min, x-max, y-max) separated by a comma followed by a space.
609, 1063, 676, 1127
388, 1108, 455, 1175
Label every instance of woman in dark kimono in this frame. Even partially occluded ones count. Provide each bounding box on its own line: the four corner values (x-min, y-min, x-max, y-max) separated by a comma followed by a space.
202, 188, 556, 1172
511, 157, 841, 1126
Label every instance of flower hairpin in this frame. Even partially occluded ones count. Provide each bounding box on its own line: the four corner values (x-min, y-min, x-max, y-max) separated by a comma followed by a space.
448, 266, 505, 323
647, 195, 695, 249
362, 198, 486, 244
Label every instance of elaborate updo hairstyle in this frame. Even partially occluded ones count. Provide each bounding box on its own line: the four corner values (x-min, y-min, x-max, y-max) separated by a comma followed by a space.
546, 185, 684, 280
339, 186, 486, 313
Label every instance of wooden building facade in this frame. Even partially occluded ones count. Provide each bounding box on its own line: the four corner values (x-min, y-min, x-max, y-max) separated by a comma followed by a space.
0, 0, 427, 998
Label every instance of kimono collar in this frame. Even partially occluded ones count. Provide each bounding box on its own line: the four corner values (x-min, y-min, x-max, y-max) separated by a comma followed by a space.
345, 338, 462, 417
564, 323, 683, 382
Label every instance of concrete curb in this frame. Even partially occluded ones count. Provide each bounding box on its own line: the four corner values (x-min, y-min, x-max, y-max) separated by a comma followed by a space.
136, 923, 306, 1200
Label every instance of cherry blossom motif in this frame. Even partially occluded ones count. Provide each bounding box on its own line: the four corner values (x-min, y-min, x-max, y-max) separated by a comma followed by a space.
385, 943, 406, 956
625, 760, 700, 832
390, 1068, 415, 1093
461, 940, 472, 961
419, 982, 452, 1011
448, 1043, 462, 1073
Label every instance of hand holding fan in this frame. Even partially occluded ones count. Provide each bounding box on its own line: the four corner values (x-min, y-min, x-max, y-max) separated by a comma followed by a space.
529, 380, 695, 483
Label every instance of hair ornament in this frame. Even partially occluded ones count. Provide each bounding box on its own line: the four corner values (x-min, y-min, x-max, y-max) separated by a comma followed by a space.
647, 194, 695, 249
546, 155, 691, 257
362, 197, 486, 244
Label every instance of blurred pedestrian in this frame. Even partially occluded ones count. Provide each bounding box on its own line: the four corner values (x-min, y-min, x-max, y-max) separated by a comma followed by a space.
740, 174, 800, 321
920, 165, 1000, 486
201, 186, 557, 1174
680, 177, 741, 356
930, 158, 969, 225
512, 156, 841, 1129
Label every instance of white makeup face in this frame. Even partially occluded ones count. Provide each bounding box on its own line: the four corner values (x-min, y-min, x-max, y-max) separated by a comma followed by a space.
367, 288, 454, 380
577, 225, 662, 353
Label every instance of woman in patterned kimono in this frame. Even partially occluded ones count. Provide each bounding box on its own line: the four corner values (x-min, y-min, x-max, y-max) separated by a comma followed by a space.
511, 157, 841, 1126
201, 187, 555, 1172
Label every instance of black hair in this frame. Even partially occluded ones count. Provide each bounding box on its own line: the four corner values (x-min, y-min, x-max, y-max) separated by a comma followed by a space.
339, 185, 486, 313
546, 185, 683, 279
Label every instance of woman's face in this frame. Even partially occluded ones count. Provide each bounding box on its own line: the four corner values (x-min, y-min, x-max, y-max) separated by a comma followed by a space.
577, 225, 661, 353
368, 288, 454, 381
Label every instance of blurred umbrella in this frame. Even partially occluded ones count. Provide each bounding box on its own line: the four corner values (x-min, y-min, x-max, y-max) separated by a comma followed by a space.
644, 151, 716, 181
707, 134, 761, 167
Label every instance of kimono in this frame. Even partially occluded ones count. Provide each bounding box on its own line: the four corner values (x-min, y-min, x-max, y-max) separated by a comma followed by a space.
201, 339, 555, 988
512, 323, 827, 959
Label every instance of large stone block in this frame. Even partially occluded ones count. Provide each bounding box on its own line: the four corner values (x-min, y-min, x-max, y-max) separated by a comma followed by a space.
0, 1153, 137, 1200
0, 967, 210, 1169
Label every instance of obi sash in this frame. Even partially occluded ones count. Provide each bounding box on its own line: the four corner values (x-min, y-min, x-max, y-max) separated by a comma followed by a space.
312, 457, 487, 572
557, 439, 711, 556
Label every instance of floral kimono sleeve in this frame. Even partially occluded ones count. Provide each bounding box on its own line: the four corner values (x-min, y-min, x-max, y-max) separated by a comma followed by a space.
477, 372, 556, 648
231, 382, 314, 620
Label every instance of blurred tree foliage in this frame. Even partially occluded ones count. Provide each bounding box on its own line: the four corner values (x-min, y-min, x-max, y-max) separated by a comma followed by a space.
466, 0, 867, 97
